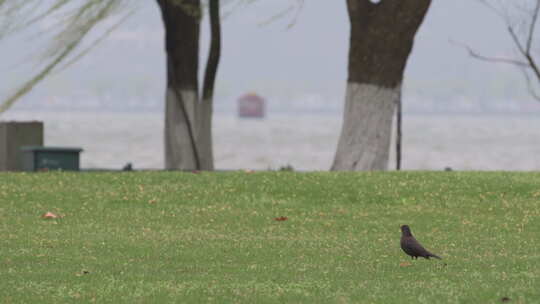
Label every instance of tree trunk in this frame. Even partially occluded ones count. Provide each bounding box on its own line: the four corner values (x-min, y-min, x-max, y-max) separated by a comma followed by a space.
198, 0, 221, 171
331, 0, 431, 171
157, 0, 202, 170
396, 90, 402, 170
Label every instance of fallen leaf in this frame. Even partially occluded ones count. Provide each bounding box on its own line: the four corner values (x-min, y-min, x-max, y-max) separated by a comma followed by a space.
41, 212, 59, 219
501, 297, 511, 302
274, 216, 288, 221
399, 262, 412, 267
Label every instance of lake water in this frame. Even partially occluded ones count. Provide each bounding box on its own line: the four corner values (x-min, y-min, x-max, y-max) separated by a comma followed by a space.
2, 111, 539, 171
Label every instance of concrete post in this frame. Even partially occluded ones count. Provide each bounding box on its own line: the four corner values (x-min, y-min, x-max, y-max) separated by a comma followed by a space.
0, 121, 44, 171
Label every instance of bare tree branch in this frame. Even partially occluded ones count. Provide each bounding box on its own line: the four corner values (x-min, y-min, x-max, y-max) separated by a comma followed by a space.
0, 1, 115, 113
286, 0, 304, 29
471, 0, 540, 103
521, 67, 540, 101
507, 25, 527, 57
56, 10, 135, 73
507, 18, 540, 83
0, 0, 131, 114
256, 0, 304, 29
526, 0, 540, 53
450, 39, 530, 67
477, 0, 508, 21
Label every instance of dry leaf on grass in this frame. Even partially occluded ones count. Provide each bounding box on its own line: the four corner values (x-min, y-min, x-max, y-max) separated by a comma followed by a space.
41, 212, 60, 219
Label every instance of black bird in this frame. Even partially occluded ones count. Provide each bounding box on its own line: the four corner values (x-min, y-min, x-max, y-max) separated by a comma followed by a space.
122, 162, 133, 171
400, 225, 442, 260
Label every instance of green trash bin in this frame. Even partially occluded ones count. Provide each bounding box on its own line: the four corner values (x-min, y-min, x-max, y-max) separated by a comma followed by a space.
21, 146, 83, 171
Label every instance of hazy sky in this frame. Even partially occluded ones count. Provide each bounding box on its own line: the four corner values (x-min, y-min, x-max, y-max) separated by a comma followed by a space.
1, 0, 539, 112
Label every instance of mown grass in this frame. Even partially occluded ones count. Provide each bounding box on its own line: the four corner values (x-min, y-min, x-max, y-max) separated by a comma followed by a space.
1, 171, 539, 303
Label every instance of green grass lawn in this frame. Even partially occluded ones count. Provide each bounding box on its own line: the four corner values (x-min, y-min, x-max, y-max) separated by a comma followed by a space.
1, 171, 539, 303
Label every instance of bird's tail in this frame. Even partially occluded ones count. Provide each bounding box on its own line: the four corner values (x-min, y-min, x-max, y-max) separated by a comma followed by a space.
429, 253, 442, 260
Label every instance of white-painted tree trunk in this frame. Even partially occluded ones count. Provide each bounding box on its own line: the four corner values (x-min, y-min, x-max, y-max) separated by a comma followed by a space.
331, 82, 400, 171
164, 88, 199, 170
